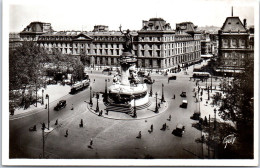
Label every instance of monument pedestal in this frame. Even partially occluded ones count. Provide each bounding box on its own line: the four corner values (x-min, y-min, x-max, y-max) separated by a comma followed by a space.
107, 51, 149, 111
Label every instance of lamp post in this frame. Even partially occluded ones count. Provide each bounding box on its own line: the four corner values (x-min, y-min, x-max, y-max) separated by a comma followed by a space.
41, 122, 45, 158
161, 83, 165, 103
149, 83, 153, 97
155, 92, 158, 113
104, 79, 108, 102
214, 108, 216, 130
96, 93, 99, 112
133, 96, 136, 117
45, 94, 50, 130
90, 86, 93, 106
42, 89, 44, 105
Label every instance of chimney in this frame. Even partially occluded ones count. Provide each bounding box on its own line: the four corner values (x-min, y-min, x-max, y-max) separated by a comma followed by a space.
243, 19, 247, 29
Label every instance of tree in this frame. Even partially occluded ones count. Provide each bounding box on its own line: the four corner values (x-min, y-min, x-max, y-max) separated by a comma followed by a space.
212, 56, 254, 158
9, 41, 49, 108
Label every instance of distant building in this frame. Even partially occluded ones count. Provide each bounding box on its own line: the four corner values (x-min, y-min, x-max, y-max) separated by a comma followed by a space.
200, 32, 218, 59
217, 13, 254, 75
9, 33, 21, 50
10, 19, 202, 71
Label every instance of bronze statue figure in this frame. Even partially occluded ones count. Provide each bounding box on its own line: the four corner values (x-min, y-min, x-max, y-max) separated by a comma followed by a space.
119, 25, 133, 52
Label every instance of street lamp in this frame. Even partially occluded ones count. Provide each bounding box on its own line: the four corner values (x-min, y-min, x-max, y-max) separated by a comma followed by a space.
45, 94, 50, 130
155, 92, 158, 113
42, 123, 45, 158
214, 108, 217, 130
149, 83, 153, 97
41, 122, 45, 158
42, 89, 44, 105
90, 86, 93, 106
96, 93, 99, 112
132, 95, 137, 118
161, 83, 165, 103
104, 79, 108, 102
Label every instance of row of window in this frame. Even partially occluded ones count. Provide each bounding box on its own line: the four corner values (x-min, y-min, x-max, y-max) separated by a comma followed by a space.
222, 38, 246, 48
90, 52, 200, 68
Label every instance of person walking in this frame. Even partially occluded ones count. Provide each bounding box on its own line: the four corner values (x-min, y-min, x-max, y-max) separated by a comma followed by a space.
65, 129, 68, 137
136, 131, 142, 139
173, 94, 175, 99
90, 138, 93, 146
168, 115, 171, 121
55, 119, 58, 125
150, 124, 153, 133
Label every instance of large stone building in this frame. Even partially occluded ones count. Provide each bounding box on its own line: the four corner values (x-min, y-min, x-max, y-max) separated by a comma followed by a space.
10, 18, 202, 71
217, 14, 254, 75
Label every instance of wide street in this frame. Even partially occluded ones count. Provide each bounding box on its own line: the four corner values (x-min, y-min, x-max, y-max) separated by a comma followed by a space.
10, 63, 221, 159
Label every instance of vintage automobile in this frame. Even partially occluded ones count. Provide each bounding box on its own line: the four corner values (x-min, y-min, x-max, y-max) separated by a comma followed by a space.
180, 99, 188, 108
172, 123, 185, 137
190, 110, 201, 120
54, 100, 67, 111
29, 125, 37, 132
180, 91, 187, 97
168, 75, 177, 80
144, 76, 153, 84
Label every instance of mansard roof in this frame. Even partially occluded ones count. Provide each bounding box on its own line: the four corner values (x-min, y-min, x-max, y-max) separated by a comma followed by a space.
220, 17, 247, 32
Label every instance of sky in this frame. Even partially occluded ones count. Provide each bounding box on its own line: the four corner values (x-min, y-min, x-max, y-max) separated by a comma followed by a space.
8, 0, 256, 32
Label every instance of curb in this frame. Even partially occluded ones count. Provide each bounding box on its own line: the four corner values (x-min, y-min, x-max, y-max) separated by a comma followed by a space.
86, 100, 169, 120
10, 93, 70, 120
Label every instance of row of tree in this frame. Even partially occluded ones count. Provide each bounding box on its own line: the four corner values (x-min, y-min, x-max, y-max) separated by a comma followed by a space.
9, 41, 85, 110
212, 57, 254, 158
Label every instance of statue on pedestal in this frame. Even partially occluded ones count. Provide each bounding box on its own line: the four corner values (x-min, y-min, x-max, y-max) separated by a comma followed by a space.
119, 25, 133, 53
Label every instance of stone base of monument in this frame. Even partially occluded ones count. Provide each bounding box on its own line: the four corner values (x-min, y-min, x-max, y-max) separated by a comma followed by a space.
107, 83, 150, 113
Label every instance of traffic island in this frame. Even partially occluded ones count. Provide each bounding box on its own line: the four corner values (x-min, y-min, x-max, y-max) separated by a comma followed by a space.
86, 97, 168, 120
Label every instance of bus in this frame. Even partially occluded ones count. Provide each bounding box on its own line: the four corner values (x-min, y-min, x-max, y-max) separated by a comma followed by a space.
192, 72, 210, 79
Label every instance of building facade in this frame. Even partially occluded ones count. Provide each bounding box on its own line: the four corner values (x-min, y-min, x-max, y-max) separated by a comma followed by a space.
218, 16, 254, 74
11, 18, 202, 71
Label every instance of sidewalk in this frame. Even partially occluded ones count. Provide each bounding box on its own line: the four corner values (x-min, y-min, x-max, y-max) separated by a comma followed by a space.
11, 84, 71, 117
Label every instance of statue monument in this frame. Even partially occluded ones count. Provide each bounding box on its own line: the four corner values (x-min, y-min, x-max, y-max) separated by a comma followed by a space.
106, 26, 150, 113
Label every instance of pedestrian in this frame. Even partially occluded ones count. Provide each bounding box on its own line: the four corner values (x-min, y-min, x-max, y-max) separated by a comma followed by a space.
99, 110, 103, 116
150, 124, 153, 132
80, 119, 83, 127
65, 129, 68, 137
136, 131, 142, 139
201, 91, 203, 96
55, 119, 58, 125
106, 109, 109, 115
93, 79, 95, 83
173, 94, 175, 99
90, 138, 93, 146
200, 97, 202, 101
71, 104, 74, 110
158, 103, 160, 108
45, 104, 47, 109
168, 115, 171, 121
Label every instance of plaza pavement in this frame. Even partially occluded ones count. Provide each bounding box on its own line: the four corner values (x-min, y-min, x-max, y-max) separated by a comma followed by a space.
10, 64, 224, 159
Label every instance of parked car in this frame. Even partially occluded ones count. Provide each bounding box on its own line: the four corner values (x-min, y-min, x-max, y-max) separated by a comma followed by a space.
180, 91, 186, 97
168, 75, 177, 80
144, 76, 153, 84
180, 99, 188, 108
54, 100, 67, 111
172, 124, 185, 137
190, 111, 201, 120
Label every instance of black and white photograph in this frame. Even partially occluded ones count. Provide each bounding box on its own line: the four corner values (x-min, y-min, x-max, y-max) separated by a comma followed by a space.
2, 0, 259, 166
